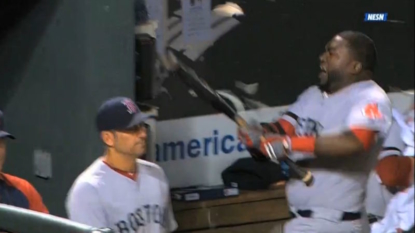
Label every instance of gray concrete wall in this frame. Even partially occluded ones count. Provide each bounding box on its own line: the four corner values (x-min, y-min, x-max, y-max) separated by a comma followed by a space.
0, 0, 135, 217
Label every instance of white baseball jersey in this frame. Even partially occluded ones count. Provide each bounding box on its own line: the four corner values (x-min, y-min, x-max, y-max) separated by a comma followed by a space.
403, 109, 414, 155
282, 80, 392, 213
66, 159, 177, 233
371, 184, 414, 233
366, 120, 405, 217
393, 108, 414, 156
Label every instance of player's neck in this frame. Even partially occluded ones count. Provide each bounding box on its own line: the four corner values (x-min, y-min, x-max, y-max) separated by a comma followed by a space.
103, 150, 137, 173
328, 77, 371, 94
327, 81, 354, 94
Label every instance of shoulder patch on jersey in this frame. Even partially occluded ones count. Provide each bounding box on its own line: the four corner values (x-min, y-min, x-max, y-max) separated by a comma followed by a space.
362, 103, 383, 119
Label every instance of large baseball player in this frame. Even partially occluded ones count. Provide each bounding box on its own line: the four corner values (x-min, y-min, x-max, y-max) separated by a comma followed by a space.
238, 31, 392, 233
66, 97, 177, 233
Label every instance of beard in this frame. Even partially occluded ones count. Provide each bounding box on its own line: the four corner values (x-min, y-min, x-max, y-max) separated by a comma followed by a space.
114, 144, 142, 158
318, 69, 344, 93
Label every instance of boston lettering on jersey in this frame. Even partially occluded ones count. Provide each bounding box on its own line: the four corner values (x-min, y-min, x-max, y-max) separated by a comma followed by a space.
115, 204, 169, 233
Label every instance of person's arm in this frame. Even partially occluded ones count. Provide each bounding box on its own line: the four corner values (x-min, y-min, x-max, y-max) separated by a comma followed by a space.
165, 194, 178, 232
376, 156, 414, 189
378, 121, 405, 159
25, 183, 49, 214
258, 98, 393, 159
65, 181, 108, 228
263, 118, 296, 136
159, 169, 178, 232
287, 99, 392, 158
275, 87, 319, 136
308, 130, 375, 157
256, 86, 318, 138
398, 197, 415, 232
370, 195, 397, 232
5, 175, 49, 214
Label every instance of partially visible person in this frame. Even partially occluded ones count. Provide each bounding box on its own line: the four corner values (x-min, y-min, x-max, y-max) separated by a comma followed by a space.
66, 97, 177, 233
238, 31, 391, 233
395, 100, 414, 156
371, 156, 414, 233
0, 110, 49, 213
369, 102, 414, 233
366, 99, 415, 220
365, 111, 407, 222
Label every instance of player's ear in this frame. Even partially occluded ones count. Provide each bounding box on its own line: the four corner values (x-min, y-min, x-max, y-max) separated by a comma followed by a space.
101, 131, 115, 147
351, 61, 362, 74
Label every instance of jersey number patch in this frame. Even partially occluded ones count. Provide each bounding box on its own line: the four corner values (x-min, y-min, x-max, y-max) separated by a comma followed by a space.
362, 103, 382, 120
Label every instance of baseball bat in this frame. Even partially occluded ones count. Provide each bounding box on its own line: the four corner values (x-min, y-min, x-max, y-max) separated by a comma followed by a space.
164, 51, 314, 186
0, 204, 113, 233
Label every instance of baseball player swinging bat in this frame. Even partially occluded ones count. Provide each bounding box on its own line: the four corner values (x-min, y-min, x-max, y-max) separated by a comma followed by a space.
161, 51, 314, 186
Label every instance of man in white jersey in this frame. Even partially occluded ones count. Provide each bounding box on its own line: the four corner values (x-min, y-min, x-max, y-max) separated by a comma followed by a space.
366, 104, 414, 223
66, 97, 177, 233
369, 104, 414, 233
238, 31, 392, 233
371, 155, 414, 233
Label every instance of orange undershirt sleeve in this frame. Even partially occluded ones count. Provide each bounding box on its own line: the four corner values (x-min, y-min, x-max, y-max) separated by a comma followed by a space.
289, 128, 376, 153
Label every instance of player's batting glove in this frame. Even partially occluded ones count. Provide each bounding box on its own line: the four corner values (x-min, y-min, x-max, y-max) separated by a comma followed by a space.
238, 128, 270, 161
237, 125, 262, 148
238, 122, 277, 141
258, 135, 291, 160
260, 122, 279, 134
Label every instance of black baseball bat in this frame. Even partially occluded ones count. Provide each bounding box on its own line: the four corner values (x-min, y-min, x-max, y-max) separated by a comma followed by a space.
166, 51, 314, 186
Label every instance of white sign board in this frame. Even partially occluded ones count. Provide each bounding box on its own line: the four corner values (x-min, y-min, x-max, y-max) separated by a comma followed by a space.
145, 0, 167, 55
33, 149, 52, 179
156, 106, 288, 188
181, 0, 212, 43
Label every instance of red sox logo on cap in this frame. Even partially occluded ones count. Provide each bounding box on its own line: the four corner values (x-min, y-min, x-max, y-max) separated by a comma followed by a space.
122, 98, 138, 114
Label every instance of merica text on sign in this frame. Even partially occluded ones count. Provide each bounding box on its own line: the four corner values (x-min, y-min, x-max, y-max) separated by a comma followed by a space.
364, 13, 388, 21
155, 130, 246, 162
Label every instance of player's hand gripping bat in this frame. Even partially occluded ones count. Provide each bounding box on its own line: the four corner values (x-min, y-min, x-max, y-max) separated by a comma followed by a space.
161, 51, 314, 186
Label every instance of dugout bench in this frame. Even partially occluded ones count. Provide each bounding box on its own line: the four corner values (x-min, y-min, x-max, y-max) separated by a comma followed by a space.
172, 187, 290, 233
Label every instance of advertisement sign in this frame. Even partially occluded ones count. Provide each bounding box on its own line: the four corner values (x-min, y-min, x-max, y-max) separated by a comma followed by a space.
156, 106, 288, 188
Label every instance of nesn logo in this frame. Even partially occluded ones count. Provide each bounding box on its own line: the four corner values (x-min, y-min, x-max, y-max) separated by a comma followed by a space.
364, 13, 388, 21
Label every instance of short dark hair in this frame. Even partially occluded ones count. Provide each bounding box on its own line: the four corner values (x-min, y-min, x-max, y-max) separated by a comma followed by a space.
338, 31, 378, 72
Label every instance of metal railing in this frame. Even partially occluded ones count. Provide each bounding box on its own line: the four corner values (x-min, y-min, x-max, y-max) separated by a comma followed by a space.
0, 204, 113, 233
